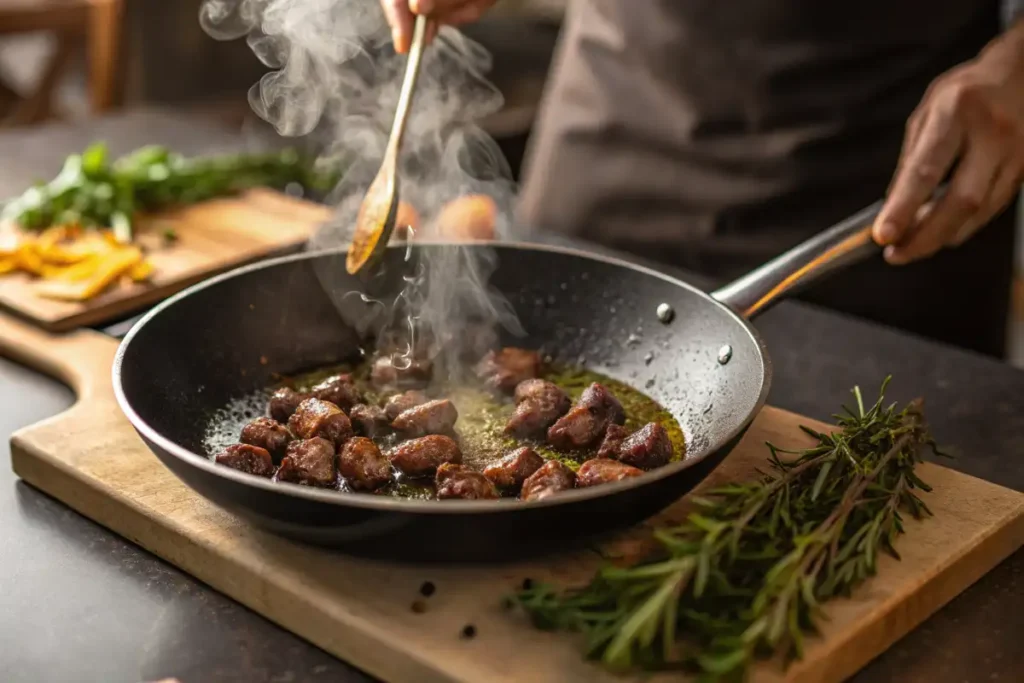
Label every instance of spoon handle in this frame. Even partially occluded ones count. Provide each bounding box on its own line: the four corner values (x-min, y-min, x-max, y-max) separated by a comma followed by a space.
386, 14, 430, 157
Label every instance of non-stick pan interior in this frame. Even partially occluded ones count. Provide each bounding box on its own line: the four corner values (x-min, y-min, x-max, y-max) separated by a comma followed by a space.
117, 243, 768, 490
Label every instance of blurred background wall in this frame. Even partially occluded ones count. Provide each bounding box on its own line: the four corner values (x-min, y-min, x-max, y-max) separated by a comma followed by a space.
1, 0, 1021, 363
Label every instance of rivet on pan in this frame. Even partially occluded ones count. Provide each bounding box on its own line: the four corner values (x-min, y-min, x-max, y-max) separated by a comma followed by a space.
717, 345, 733, 365
656, 303, 675, 323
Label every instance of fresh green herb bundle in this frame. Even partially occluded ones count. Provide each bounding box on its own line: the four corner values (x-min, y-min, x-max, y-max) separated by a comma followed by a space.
1, 143, 342, 242
512, 378, 941, 681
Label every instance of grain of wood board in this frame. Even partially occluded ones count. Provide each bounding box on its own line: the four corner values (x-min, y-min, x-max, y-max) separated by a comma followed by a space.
1, 315, 1021, 683
0, 187, 332, 331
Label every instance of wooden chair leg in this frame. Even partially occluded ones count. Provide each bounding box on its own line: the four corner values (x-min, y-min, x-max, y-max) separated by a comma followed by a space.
0, 75, 22, 118
87, 0, 125, 112
9, 34, 80, 126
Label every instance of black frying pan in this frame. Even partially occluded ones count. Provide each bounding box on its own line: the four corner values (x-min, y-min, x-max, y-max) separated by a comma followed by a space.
113, 200, 882, 562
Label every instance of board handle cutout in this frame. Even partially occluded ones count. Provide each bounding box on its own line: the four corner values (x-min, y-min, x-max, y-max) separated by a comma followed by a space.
0, 312, 117, 401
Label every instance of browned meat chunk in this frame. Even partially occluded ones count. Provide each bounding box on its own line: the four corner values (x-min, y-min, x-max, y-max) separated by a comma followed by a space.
615, 423, 674, 470
349, 403, 390, 438
287, 397, 353, 446
311, 374, 362, 411
388, 435, 462, 477
338, 437, 392, 491
576, 458, 643, 488
269, 387, 312, 423
546, 383, 626, 450
436, 463, 500, 500
504, 379, 571, 438
520, 460, 576, 501
392, 399, 458, 437
383, 390, 430, 421
371, 355, 433, 389
214, 443, 275, 478
596, 424, 629, 460
240, 416, 293, 461
276, 437, 336, 487
483, 447, 545, 489
474, 347, 541, 393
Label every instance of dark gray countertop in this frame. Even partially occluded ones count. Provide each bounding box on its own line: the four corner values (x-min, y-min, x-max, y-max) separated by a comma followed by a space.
1, 110, 1022, 683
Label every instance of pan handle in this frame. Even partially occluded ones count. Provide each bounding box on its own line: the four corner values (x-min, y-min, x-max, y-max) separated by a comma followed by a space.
711, 186, 946, 318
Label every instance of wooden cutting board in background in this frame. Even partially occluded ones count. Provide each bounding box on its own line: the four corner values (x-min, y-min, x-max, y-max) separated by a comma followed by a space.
1, 315, 1022, 683
0, 188, 332, 332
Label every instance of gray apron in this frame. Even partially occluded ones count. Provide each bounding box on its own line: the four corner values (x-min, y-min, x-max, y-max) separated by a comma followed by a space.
518, 0, 1016, 357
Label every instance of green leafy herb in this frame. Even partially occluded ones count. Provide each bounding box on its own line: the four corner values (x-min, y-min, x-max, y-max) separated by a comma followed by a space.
511, 378, 942, 680
1, 142, 343, 241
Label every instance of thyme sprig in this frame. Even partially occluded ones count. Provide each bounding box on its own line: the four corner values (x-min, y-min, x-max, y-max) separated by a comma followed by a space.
512, 378, 942, 681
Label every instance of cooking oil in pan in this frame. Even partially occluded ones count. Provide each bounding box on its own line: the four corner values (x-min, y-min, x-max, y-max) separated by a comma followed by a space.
201, 362, 686, 498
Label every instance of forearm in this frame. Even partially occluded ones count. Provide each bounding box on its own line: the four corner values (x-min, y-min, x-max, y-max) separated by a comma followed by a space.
977, 15, 1024, 105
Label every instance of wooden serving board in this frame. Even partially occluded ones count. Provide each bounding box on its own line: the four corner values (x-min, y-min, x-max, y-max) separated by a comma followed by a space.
2, 313, 1022, 683
0, 188, 332, 332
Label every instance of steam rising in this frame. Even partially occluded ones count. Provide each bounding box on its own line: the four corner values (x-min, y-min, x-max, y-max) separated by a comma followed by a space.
200, 0, 523, 378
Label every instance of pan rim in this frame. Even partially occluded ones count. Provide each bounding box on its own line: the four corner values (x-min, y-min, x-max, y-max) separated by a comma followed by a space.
112, 240, 773, 515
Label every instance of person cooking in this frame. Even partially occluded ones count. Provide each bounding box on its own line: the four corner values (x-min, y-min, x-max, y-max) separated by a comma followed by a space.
381, 0, 1024, 359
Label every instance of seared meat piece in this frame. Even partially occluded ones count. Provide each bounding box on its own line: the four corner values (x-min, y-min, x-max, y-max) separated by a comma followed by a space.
597, 424, 629, 460
338, 437, 392, 491
349, 403, 390, 438
371, 355, 433, 389
474, 347, 541, 393
276, 437, 336, 487
392, 399, 458, 437
388, 435, 463, 477
580, 382, 625, 424
269, 387, 313, 423
513, 378, 558, 405
615, 423, 674, 470
504, 379, 571, 438
576, 458, 643, 488
436, 463, 500, 500
287, 397, 353, 446
383, 390, 430, 421
547, 383, 626, 450
240, 416, 293, 461
311, 374, 362, 411
214, 443, 275, 478
520, 460, 576, 501
483, 447, 545, 490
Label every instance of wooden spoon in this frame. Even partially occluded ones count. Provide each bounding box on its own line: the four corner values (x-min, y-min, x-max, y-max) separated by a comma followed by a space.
346, 14, 430, 275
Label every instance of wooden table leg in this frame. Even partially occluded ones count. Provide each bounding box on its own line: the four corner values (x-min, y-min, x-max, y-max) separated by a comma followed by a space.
8, 34, 79, 126
86, 0, 124, 112
0, 74, 21, 118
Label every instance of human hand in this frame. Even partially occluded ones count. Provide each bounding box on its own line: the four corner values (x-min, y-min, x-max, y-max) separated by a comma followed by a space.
380, 0, 497, 54
873, 22, 1024, 265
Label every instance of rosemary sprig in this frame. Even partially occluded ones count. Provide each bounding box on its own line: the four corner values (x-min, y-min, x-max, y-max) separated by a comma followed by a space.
511, 377, 941, 680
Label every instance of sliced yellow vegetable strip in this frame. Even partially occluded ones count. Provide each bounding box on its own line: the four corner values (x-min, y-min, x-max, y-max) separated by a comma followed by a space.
0, 227, 155, 300
34, 246, 143, 301
127, 260, 154, 282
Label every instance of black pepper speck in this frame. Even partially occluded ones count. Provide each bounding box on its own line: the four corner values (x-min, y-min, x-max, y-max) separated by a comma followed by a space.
460, 624, 477, 640
419, 581, 436, 597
